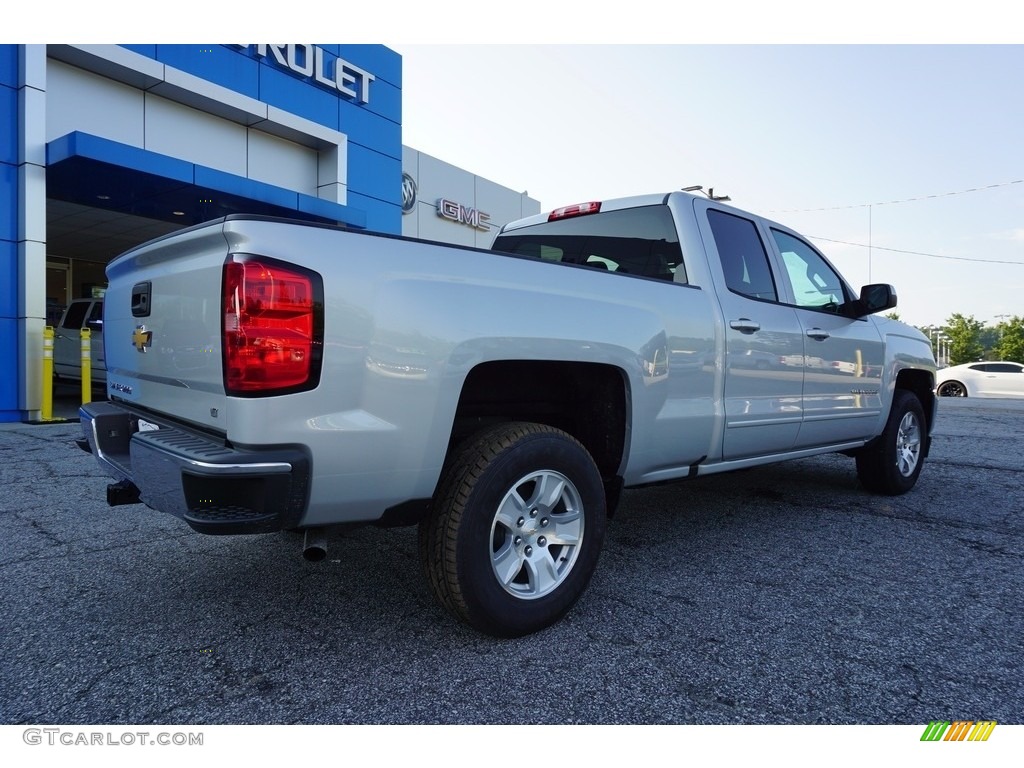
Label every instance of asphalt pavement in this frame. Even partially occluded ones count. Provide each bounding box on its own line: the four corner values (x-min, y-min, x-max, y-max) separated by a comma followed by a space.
1, 397, 1021, 725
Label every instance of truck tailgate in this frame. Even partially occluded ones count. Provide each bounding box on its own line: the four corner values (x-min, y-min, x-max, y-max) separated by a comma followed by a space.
103, 222, 229, 432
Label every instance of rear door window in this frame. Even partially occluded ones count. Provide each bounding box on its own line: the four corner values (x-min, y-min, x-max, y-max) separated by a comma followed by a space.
706, 209, 777, 301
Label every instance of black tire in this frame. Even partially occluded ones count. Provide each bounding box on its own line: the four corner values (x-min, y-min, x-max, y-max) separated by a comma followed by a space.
419, 422, 606, 637
856, 390, 926, 495
937, 380, 967, 397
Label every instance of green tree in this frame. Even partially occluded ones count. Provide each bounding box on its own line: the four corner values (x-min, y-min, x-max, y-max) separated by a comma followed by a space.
979, 325, 1000, 358
996, 316, 1024, 363
943, 313, 985, 366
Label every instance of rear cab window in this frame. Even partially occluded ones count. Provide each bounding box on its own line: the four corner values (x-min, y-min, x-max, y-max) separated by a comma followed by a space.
492, 205, 686, 283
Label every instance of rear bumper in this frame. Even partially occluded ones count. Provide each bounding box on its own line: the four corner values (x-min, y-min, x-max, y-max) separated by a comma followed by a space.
80, 401, 310, 534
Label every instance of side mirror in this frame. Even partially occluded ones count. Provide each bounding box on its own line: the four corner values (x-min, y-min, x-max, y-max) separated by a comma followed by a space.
846, 283, 897, 317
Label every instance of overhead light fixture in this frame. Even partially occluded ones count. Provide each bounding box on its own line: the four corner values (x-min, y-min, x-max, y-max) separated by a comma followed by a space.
172, 211, 186, 216
96, 195, 111, 200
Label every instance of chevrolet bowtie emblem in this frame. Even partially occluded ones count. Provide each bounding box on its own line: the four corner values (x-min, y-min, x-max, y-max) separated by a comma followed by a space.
132, 325, 153, 352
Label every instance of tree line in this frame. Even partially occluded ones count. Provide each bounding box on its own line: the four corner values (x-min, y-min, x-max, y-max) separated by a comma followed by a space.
907, 314, 1024, 367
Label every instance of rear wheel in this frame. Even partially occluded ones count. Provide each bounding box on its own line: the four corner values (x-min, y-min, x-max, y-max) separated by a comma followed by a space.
419, 422, 606, 637
937, 380, 967, 397
856, 390, 926, 495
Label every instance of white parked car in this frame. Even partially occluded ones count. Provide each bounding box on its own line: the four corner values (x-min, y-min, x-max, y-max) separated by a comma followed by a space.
935, 361, 1024, 398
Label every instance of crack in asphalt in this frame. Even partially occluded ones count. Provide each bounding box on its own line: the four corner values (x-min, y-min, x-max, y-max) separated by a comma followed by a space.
925, 457, 1024, 472
0, 530, 201, 569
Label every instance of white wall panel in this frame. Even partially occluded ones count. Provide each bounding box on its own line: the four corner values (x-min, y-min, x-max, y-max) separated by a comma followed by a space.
416, 152, 475, 207
46, 60, 144, 147
401, 202, 419, 238
18, 67, 46, 166
144, 95, 247, 177
248, 129, 317, 196
401, 147, 539, 247
475, 176, 527, 247
17, 163, 46, 250
401, 147, 421, 238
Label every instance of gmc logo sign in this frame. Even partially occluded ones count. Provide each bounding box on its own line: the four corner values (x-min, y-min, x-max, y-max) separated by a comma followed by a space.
436, 199, 491, 232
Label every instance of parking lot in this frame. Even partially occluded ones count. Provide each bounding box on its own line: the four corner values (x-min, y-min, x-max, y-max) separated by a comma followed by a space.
1, 398, 1021, 725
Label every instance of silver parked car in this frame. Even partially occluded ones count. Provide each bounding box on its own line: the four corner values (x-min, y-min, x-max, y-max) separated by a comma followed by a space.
935, 361, 1024, 398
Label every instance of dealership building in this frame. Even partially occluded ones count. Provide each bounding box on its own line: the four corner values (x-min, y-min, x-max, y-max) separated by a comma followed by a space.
0, 44, 539, 422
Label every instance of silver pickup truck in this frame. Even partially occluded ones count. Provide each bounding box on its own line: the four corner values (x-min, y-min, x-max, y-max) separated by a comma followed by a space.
79, 190, 937, 636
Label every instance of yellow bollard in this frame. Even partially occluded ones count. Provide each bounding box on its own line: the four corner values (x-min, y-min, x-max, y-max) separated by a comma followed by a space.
42, 326, 55, 421
81, 327, 92, 406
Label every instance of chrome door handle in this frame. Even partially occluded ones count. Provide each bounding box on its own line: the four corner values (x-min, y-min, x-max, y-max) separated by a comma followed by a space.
729, 319, 761, 334
806, 328, 830, 341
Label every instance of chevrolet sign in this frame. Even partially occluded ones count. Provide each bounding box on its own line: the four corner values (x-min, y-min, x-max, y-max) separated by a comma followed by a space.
235, 45, 375, 104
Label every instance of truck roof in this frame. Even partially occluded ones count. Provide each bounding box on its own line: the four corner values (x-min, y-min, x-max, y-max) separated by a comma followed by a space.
498, 192, 678, 234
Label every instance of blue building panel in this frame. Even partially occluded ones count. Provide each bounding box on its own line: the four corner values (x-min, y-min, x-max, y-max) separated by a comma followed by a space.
1, 84, 16, 165
153, 45, 260, 101
338, 45, 402, 91
259, 65, 340, 131
1, 45, 15, 413
194, 166, 298, 210
345, 190, 401, 236
119, 44, 156, 59
0, 240, 16, 317
114, 44, 403, 220
0, 45, 17, 88
340, 101, 401, 161
0, 161, 16, 242
0, 317, 17, 421
361, 75, 401, 127
47, 132, 195, 185
297, 194, 367, 229
347, 146, 402, 208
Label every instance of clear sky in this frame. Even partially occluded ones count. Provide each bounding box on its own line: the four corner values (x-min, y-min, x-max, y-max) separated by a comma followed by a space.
396, 43, 1023, 329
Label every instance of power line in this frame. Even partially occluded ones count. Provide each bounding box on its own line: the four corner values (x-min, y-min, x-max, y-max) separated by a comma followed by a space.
809, 236, 1024, 265
770, 179, 1024, 213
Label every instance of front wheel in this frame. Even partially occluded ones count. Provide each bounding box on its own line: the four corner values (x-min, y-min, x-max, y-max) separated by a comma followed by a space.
419, 422, 606, 637
856, 390, 926, 495
937, 380, 967, 397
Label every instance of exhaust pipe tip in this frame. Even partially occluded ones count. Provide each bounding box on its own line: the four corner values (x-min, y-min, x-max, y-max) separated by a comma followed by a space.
302, 529, 328, 562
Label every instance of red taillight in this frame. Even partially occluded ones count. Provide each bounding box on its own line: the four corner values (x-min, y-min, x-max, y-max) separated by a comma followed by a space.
223, 257, 321, 395
548, 201, 602, 221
